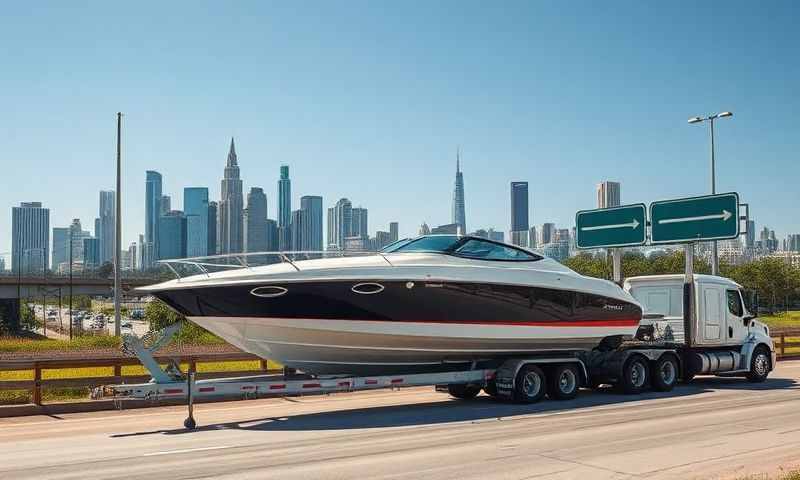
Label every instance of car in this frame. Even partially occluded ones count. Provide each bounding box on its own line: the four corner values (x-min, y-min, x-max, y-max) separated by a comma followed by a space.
121, 322, 132, 329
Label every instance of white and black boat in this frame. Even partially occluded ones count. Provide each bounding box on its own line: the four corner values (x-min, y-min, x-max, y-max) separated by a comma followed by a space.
141, 235, 642, 376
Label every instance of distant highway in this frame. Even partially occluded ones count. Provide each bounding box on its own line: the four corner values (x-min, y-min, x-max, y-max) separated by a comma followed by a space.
1, 361, 799, 479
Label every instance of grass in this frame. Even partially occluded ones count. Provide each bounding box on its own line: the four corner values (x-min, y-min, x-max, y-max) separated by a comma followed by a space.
0, 335, 121, 353
760, 311, 800, 330
737, 469, 800, 480
0, 359, 281, 405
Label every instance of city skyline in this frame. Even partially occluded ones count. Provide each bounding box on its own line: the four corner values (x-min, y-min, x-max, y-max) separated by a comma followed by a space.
2, 3, 799, 258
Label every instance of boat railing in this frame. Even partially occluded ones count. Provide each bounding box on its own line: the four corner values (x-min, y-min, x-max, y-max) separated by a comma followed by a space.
157, 250, 388, 280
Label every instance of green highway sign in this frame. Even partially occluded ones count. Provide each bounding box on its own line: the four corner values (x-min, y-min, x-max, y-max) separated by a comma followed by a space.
650, 192, 739, 244
576, 203, 647, 249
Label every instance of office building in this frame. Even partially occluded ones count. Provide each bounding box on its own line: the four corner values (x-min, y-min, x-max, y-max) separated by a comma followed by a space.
218, 138, 244, 254
52, 227, 69, 271
290, 210, 304, 251
207, 201, 218, 255
787, 234, 800, 252
529, 226, 538, 248
128, 242, 138, 271
540, 223, 556, 245
375, 230, 393, 250
158, 211, 187, 260
327, 198, 353, 250
0, 258, 5, 272
83, 237, 100, 268
137, 234, 145, 271
389, 222, 399, 242
278, 165, 291, 250
488, 229, 504, 243
11, 202, 50, 274
160, 195, 171, 215
351, 207, 368, 237
510, 182, 529, 247
431, 223, 459, 234
451, 150, 466, 234
266, 219, 279, 251
244, 187, 268, 253
745, 220, 756, 249
144, 170, 163, 269
300, 195, 323, 251
184, 187, 210, 258
98, 190, 115, 263
597, 181, 621, 208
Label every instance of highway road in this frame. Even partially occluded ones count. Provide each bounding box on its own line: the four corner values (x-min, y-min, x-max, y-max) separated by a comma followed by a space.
1, 361, 799, 480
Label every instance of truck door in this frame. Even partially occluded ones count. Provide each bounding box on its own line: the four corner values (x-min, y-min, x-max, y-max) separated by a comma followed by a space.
725, 289, 747, 344
700, 284, 724, 344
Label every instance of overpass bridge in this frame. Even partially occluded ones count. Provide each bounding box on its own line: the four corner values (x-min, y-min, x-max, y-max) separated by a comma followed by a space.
0, 276, 159, 333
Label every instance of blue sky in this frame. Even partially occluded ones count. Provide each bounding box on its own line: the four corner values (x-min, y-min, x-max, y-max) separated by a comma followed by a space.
1, 1, 798, 256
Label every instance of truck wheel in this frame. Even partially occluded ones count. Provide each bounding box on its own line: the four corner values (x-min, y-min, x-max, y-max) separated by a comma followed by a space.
514, 365, 546, 403
548, 364, 580, 400
747, 346, 771, 383
448, 383, 481, 399
651, 355, 678, 392
620, 356, 649, 394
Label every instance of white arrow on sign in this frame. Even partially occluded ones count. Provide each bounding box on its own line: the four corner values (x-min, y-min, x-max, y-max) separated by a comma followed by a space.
580, 218, 640, 232
657, 209, 732, 225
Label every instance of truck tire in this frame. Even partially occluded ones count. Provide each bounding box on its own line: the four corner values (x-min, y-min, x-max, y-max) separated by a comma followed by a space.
448, 383, 481, 399
651, 355, 678, 392
746, 346, 771, 383
548, 364, 580, 400
513, 365, 547, 403
620, 356, 649, 394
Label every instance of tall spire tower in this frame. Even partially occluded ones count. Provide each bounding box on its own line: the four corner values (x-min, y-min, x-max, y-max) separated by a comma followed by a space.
218, 137, 244, 254
451, 148, 466, 235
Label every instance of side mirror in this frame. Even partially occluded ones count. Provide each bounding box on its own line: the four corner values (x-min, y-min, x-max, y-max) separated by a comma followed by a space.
743, 314, 755, 326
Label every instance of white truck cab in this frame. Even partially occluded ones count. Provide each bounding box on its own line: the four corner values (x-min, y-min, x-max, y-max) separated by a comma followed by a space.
624, 274, 776, 380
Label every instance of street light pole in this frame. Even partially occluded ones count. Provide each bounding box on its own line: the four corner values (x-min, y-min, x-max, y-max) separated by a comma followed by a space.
688, 111, 732, 276
114, 113, 123, 337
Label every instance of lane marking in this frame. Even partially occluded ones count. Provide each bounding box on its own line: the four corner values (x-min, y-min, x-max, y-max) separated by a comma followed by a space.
143, 445, 234, 457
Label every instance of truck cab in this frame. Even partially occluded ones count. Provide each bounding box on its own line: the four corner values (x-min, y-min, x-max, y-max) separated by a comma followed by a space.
624, 274, 775, 379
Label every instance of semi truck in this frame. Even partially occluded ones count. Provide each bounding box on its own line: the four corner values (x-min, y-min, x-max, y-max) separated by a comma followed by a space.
104, 274, 776, 428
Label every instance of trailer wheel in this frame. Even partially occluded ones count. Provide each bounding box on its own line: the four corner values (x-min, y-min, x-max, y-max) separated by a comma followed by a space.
620, 356, 649, 394
651, 355, 678, 392
448, 383, 481, 399
513, 365, 546, 403
747, 346, 771, 383
483, 380, 498, 398
548, 364, 580, 400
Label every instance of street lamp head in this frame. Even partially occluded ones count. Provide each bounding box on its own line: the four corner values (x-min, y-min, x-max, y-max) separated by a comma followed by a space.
716, 111, 733, 119
688, 117, 703, 124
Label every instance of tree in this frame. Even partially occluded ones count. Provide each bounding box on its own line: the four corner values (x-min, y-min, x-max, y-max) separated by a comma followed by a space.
144, 299, 217, 343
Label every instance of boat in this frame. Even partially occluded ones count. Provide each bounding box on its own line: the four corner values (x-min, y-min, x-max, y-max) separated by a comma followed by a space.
140, 235, 643, 376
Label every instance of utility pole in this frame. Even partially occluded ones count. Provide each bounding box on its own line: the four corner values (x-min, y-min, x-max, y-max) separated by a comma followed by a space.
114, 113, 123, 337
69, 229, 73, 340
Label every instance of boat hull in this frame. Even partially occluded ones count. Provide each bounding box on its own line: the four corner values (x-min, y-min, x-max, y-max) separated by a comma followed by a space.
190, 316, 639, 376
155, 279, 641, 376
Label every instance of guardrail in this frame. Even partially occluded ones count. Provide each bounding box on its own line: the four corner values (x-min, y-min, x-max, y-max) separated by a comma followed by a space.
774, 328, 800, 360
0, 352, 276, 406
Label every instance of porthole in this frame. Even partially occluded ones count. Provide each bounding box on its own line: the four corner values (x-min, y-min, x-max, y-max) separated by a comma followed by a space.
250, 286, 288, 298
351, 282, 385, 295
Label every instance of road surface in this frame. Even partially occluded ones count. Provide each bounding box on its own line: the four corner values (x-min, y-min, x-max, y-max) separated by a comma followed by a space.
1, 361, 799, 479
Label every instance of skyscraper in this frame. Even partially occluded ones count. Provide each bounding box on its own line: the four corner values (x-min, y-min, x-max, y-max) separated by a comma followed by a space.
184, 187, 210, 257
327, 198, 353, 250
300, 195, 323, 251
451, 149, 466, 234
290, 209, 304, 251
11, 202, 50, 274
207, 201, 218, 255
218, 138, 244, 254
158, 211, 187, 260
244, 187, 268, 253
160, 195, 171, 215
389, 222, 399, 242
510, 182, 529, 247
144, 170, 163, 269
278, 165, 292, 250
83, 237, 100, 268
265, 219, 279, 251
52, 227, 69, 271
540, 222, 556, 245
597, 181, 621, 208
745, 220, 756, 249
98, 190, 115, 264
351, 207, 368, 237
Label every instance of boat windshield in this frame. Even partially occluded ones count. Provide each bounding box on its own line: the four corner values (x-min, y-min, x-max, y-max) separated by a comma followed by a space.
381, 235, 541, 262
